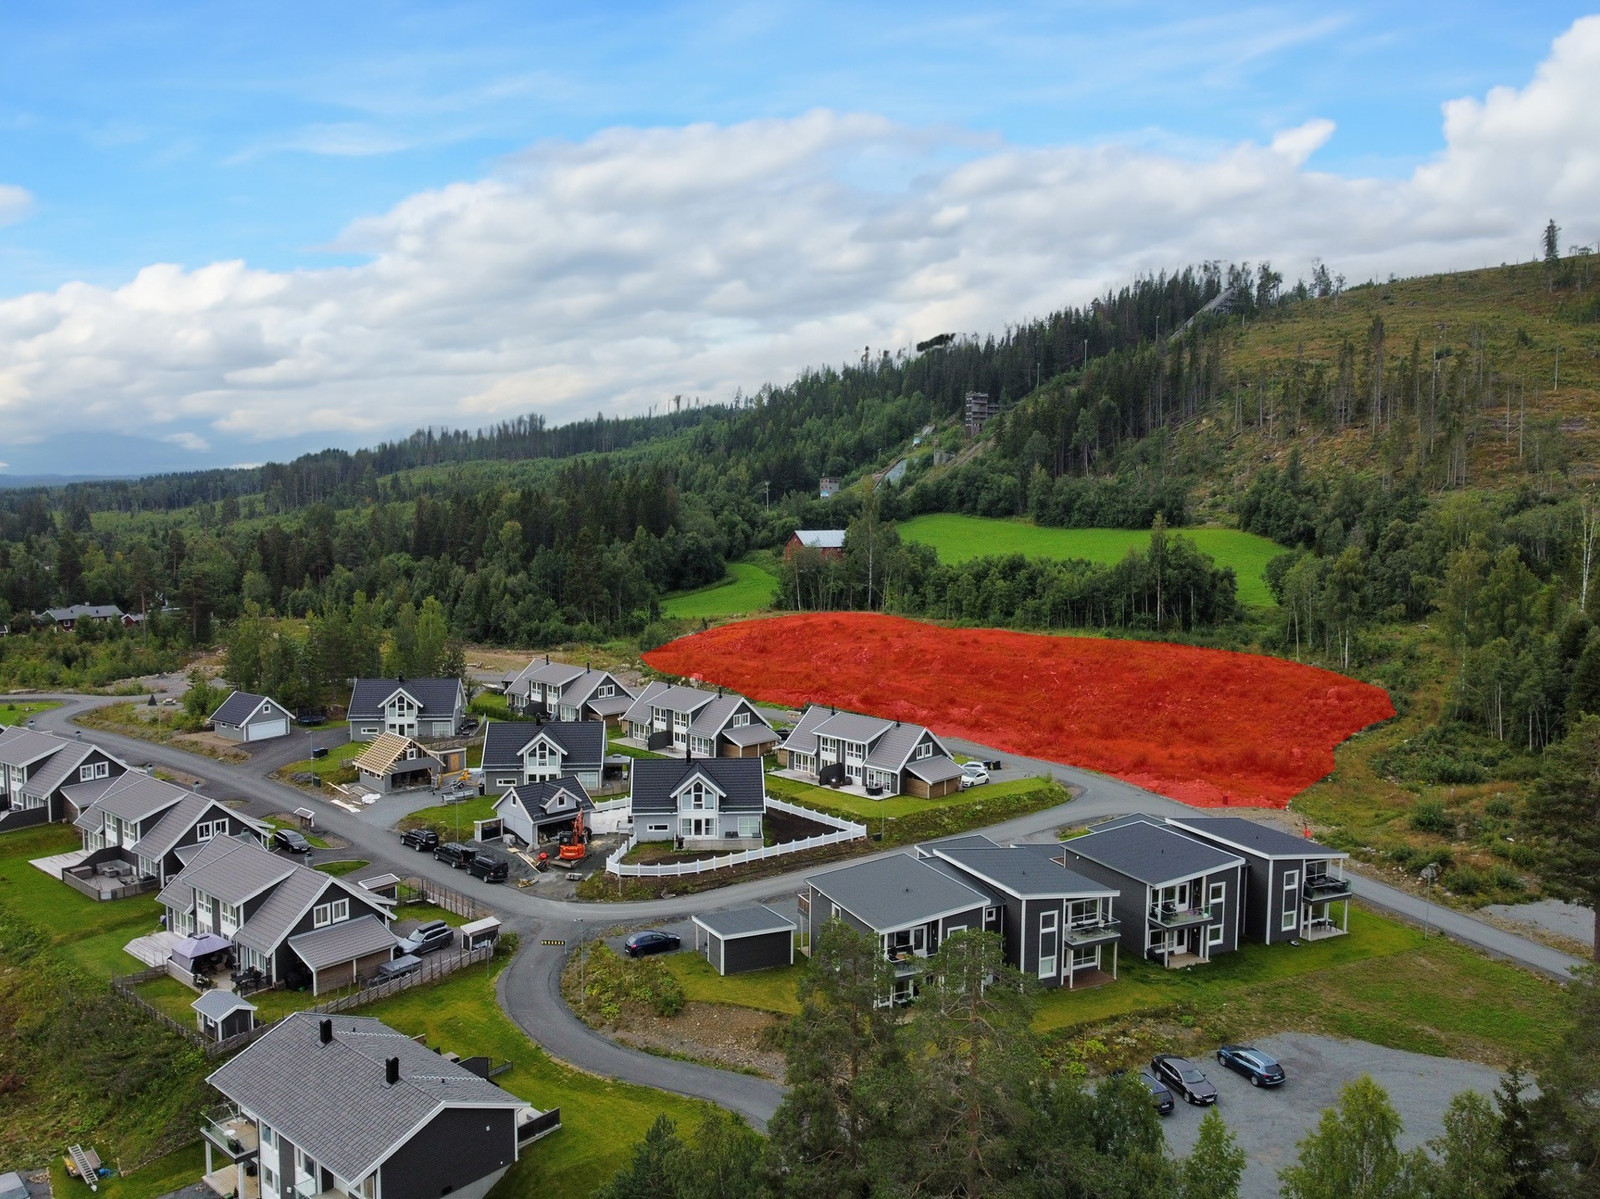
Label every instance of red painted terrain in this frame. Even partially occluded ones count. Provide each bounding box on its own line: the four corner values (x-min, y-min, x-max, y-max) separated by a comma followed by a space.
644, 612, 1394, 808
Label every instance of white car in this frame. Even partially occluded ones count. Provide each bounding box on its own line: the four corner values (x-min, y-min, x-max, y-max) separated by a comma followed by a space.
959, 761, 990, 788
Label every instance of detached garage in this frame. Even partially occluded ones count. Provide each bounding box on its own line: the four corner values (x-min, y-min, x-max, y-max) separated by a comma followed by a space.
692, 905, 796, 976
208, 690, 294, 742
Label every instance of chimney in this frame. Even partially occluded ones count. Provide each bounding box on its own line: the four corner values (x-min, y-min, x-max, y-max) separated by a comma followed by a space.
320, 1019, 333, 1045
544, 654, 550, 664
385, 1057, 400, 1086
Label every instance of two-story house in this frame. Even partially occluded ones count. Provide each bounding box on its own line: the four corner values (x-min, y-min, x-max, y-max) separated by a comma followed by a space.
502, 657, 635, 725
802, 852, 992, 1004
620, 682, 777, 758
0, 726, 129, 832
74, 774, 270, 885
629, 756, 765, 849
1167, 816, 1353, 943
779, 705, 966, 797
159, 836, 397, 995
1056, 815, 1246, 967
481, 720, 605, 792
346, 678, 467, 742
920, 835, 1123, 989
202, 1012, 558, 1199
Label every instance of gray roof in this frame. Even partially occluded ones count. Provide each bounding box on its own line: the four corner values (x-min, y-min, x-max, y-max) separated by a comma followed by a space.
562, 669, 632, 710
85, 773, 191, 824
905, 755, 965, 783
792, 529, 846, 549
932, 845, 1118, 899
207, 1012, 522, 1183
620, 680, 672, 725
918, 834, 1000, 854
62, 774, 122, 813
289, 915, 398, 972
496, 778, 593, 820
863, 721, 925, 769
0, 725, 73, 768
1062, 821, 1245, 886
44, 604, 124, 621
481, 720, 605, 772
210, 690, 288, 728
808, 853, 989, 931
232, 867, 340, 955
192, 989, 257, 1019
171, 835, 297, 907
1168, 817, 1347, 861
132, 794, 265, 862
783, 705, 945, 772
347, 678, 463, 720
587, 692, 634, 717
20, 741, 97, 797
629, 757, 764, 816
622, 682, 720, 724
722, 722, 779, 747
1, 1172, 29, 1199
692, 904, 796, 939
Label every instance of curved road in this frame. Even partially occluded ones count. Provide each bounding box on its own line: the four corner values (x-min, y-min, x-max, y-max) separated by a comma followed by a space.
10, 692, 1586, 1129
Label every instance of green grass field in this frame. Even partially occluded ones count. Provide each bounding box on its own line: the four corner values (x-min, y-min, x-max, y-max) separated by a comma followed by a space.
0, 699, 61, 725
663, 948, 804, 1016
661, 559, 780, 618
897, 514, 1285, 607
764, 770, 1054, 821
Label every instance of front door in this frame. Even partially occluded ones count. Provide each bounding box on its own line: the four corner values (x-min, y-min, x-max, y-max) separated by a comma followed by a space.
1038, 911, 1058, 978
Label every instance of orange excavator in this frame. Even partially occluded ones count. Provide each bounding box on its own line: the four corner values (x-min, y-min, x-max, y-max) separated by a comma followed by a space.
556, 807, 589, 863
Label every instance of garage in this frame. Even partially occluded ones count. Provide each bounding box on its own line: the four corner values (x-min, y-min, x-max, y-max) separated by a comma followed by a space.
208, 690, 295, 743
692, 905, 796, 976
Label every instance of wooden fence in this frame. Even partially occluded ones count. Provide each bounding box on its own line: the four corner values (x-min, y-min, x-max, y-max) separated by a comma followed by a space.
309, 944, 495, 1014
109, 968, 278, 1057
397, 875, 492, 920
605, 797, 866, 878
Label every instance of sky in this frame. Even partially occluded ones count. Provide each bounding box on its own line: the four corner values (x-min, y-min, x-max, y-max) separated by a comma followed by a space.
1, 2, 1597, 476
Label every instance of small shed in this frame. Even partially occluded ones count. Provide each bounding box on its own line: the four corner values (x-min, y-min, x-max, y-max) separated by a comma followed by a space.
352, 733, 441, 794
356, 872, 401, 900
192, 990, 257, 1042
692, 905, 796, 976
459, 915, 502, 951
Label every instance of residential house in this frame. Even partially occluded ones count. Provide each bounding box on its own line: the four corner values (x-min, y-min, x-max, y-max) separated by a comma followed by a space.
802, 852, 991, 1004
352, 733, 443, 794
784, 529, 846, 561
346, 678, 467, 742
40, 603, 126, 632
0, 726, 129, 832
921, 836, 1122, 989
158, 835, 397, 995
501, 657, 635, 726
629, 755, 765, 848
492, 779, 593, 847
73, 776, 271, 887
1167, 816, 1352, 943
481, 720, 605, 792
209, 691, 295, 742
1056, 815, 1246, 967
778, 704, 965, 797
620, 682, 777, 758
818, 477, 841, 499
964, 391, 1001, 437
202, 1012, 558, 1199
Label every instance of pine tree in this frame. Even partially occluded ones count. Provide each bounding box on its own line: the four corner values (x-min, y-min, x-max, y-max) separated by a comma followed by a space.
1523, 716, 1600, 962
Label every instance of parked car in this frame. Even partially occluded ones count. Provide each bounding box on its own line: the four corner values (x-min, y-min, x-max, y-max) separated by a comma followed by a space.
468, 853, 508, 883
375, 954, 422, 981
401, 827, 440, 852
460, 717, 480, 733
433, 842, 475, 868
623, 930, 681, 958
1111, 1068, 1175, 1115
1151, 1055, 1219, 1106
1217, 1045, 1286, 1087
959, 761, 990, 788
398, 920, 455, 956
273, 829, 312, 855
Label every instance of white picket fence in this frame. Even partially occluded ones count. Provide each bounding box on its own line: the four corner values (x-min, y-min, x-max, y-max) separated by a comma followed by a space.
605, 796, 867, 878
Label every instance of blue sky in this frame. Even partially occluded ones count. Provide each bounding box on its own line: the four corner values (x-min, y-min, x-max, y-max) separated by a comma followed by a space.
0, 2, 1596, 474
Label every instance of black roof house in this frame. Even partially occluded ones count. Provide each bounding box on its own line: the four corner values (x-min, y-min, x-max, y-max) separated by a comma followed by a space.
629, 756, 765, 819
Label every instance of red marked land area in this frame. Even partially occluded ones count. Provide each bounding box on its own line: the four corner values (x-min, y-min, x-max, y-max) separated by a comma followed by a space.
644, 613, 1394, 808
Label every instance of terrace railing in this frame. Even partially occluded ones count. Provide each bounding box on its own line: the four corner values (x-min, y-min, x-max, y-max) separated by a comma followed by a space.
605, 799, 867, 878
1148, 903, 1213, 929
1303, 872, 1352, 900
1063, 918, 1122, 946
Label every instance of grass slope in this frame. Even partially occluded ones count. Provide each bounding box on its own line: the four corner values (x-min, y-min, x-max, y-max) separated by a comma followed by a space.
661, 559, 780, 618
0, 699, 61, 725
898, 514, 1284, 607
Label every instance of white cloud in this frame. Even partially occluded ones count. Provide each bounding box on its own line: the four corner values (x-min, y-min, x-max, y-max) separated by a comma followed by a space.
2, 17, 1600, 461
0, 184, 33, 226
163, 431, 212, 452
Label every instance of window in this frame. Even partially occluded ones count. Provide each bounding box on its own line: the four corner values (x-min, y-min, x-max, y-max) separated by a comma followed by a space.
830, 903, 841, 921
1207, 922, 1224, 947
1038, 911, 1059, 979
737, 816, 760, 839
1207, 881, 1225, 909
78, 760, 110, 782
597, 684, 615, 698
914, 742, 933, 759
313, 898, 350, 928
195, 819, 223, 842
361, 726, 379, 735
647, 823, 669, 833
1072, 945, 1099, 968
731, 711, 749, 727
219, 901, 241, 935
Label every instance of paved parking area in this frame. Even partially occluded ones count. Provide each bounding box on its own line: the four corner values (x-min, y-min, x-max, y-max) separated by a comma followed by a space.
1160, 1033, 1504, 1199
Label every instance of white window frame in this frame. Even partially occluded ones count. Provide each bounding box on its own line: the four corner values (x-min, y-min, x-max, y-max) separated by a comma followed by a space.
1207, 881, 1226, 909
647, 823, 669, 833
1207, 922, 1225, 947
313, 898, 350, 928
737, 815, 760, 839
1038, 910, 1059, 979
1282, 868, 1301, 931
219, 901, 241, 936
915, 742, 933, 759
195, 818, 223, 842
79, 760, 110, 782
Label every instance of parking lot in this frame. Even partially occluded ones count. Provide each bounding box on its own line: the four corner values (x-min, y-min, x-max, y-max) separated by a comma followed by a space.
1159, 1032, 1506, 1198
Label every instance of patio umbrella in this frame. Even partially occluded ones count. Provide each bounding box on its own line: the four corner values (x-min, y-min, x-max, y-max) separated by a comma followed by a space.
169, 933, 231, 963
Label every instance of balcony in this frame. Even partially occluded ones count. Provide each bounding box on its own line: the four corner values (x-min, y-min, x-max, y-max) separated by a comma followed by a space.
1064, 918, 1121, 947
886, 948, 929, 976
202, 1107, 259, 1161
1303, 873, 1352, 901
1148, 903, 1212, 929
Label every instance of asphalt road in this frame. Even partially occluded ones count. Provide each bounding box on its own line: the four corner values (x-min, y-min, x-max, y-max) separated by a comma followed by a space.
10, 691, 1586, 1134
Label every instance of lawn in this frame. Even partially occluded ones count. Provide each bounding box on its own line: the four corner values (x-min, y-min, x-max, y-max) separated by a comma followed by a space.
398, 794, 499, 839
317, 858, 370, 876
765, 770, 1056, 821
263, 815, 330, 849
662, 948, 804, 1016
275, 736, 365, 786
896, 514, 1286, 607
364, 951, 718, 1199
50, 1142, 206, 1199
0, 699, 61, 725
661, 559, 780, 618
608, 739, 664, 760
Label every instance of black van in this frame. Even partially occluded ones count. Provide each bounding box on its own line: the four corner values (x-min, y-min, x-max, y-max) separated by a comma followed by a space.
433, 842, 475, 869
468, 853, 508, 883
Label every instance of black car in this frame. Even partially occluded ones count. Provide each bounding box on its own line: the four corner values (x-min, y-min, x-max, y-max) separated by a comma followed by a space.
1151, 1055, 1219, 1106
398, 920, 455, 956
1112, 1068, 1175, 1115
468, 853, 508, 883
1217, 1045, 1287, 1087
623, 930, 681, 958
401, 827, 440, 852
273, 828, 312, 855
433, 842, 475, 868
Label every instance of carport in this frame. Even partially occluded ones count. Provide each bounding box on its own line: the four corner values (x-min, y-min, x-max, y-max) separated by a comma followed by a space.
692, 905, 796, 975
287, 915, 398, 995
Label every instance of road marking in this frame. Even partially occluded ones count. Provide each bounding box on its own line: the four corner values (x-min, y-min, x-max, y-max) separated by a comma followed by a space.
540, 939, 567, 946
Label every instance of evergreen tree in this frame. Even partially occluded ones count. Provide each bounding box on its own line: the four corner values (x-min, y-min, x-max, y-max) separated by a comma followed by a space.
593, 1115, 686, 1199
1523, 716, 1600, 962
1532, 970, 1600, 1197
1425, 1091, 1512, 1199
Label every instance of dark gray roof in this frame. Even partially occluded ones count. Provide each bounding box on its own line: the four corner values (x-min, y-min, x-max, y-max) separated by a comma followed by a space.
481, 720, 605, 772
132, 794, 263, 862
932, 845, 1118, 899
210, 690, 287, 727
904, 755, 964, 783
692, 904, 795, 939
496, 778, 593, 819
1168, 817, 1346, 861
919, 834, 1000, 854
171, 835, 297, 907
347, 678, 463, 719
86, 774, 190, 824
289, 915, 397, 972
207, 1012, 522, 1183
629, 757, 764, 816
192, 989, 256, 1019
1062, 821, 1245, 886
808, 853, 989, 931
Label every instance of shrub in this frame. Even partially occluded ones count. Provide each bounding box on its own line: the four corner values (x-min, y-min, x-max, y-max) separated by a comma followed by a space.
1484, 795, 1513, 819
1443, 866, 1486, 895
1488, 865, 1525, 892
571, 942, 686, 1023
1409, 799, 1453, 835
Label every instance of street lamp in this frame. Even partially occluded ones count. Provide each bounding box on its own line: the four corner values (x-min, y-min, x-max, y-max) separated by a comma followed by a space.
1419, 862, 1440, 938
